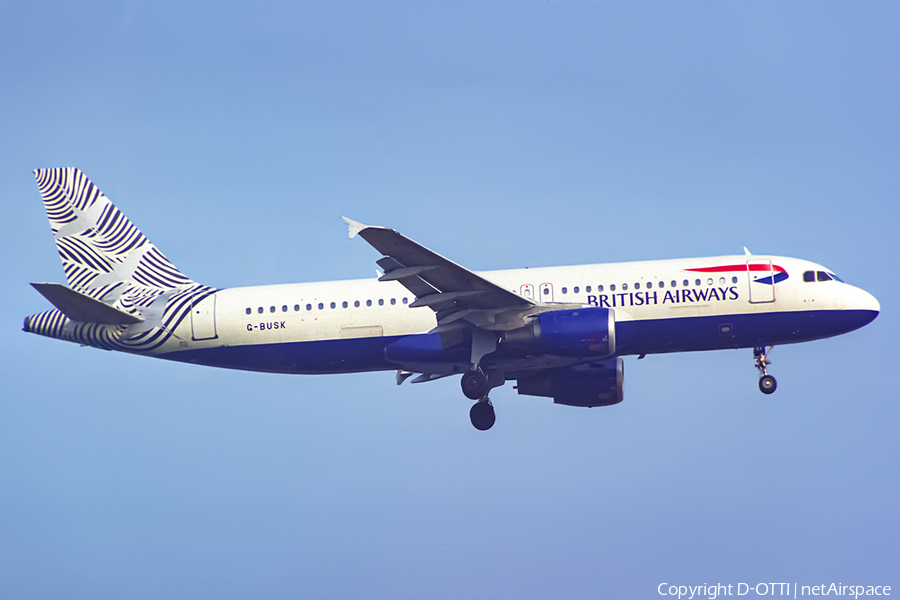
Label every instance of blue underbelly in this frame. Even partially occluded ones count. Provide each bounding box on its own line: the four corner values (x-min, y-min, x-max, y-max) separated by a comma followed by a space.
157, 309, 877, 374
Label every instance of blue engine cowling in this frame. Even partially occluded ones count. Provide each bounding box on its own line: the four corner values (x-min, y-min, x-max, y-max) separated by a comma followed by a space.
516, 358, 624, 407
538, 307, 616, 356
503, 307, 616, 358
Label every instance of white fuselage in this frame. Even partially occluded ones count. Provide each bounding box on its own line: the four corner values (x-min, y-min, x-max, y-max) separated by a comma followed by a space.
162, 254, 879, 372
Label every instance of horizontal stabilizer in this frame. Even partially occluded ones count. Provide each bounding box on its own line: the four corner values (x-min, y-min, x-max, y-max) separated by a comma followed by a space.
31, 283, 142, 325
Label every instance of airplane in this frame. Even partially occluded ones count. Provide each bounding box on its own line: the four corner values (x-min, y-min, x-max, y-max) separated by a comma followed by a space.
24, 168, 880, 430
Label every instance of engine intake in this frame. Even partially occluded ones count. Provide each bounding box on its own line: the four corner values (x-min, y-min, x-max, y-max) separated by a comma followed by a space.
503, 307, 616, 358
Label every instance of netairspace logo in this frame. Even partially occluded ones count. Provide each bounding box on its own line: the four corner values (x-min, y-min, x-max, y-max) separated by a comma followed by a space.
657, 582, 891, 599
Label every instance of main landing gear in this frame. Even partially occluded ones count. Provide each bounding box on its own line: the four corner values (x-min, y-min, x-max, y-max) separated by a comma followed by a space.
754, 346, 777, 394
462, 330, 501, 430
461, 366, 497, 430
461, 366, 489, 400
469, 399, 496, 431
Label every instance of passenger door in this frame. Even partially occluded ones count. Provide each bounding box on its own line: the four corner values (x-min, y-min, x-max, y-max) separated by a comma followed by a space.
191, 294, 218, 340
747, 260, 776, 303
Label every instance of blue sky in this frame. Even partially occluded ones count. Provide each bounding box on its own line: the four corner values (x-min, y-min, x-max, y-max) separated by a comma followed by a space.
2, 2, 897, 598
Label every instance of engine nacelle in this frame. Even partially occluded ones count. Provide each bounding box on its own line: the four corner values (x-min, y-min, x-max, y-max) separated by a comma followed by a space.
503, 307, 615, 358
516, 358, 624, 407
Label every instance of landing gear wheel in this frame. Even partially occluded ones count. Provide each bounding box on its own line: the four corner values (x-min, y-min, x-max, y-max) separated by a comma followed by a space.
753, 346, 777, 395
469, 401, 496, 431
759, 374, 777, 395
461, 368, 489, 400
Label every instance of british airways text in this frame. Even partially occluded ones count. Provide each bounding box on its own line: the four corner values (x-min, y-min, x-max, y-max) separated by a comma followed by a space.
588, 286, 739, 308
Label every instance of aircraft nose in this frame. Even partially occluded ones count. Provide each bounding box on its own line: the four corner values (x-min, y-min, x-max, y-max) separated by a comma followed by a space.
863, 289, 880, 316
865, 290, 880, 314
851, 287, 880, 328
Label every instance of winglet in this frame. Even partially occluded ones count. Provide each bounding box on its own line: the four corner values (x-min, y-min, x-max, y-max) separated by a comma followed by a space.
342, 217, 368, 239
744, 247, 752, 256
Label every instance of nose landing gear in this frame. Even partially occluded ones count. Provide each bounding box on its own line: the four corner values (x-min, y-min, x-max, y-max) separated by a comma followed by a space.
754, 346, 777, 394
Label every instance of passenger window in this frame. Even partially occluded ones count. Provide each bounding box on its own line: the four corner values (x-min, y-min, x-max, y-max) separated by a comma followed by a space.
270, 306, 276, 313
354, 300, 360, 308
586, 286, 591, 293
342, 301, 348, 308
258, 307, 264, 314
695, 279, 701, 286
366, 300, 372, 307
403, 298, 408, 304
803, 271, 816, 282
390, 298, 396, 305
610, 284, 616, 292
561, 287, 567, 294
330, 302, 336, 309
306, 304, 312, 311
245, 308, 251, 315
707, 278, 713, 286
683, 280, 689, 287
543, 287, 549, 295
719, 277, 725, 285
282, 305, 288, 312
634, 283, 640, 290
294, 304, 300, 311
732, 276, 738, 284
622, 283, 628, 290
671, 281, 676, 288
318, 303, 324, 310
598, 285, 604, 292
574, 286, 580, 294
378, 299, 384, 306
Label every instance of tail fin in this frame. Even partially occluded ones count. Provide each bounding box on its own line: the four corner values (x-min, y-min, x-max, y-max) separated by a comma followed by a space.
26, 169, 216, 352
34, 168, 194, 292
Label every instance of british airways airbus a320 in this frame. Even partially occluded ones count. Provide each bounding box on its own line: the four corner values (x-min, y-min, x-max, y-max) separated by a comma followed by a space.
25, 169, 880, 430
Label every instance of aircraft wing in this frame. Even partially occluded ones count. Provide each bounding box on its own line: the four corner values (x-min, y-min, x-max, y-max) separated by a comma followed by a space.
343, 218, 538, 332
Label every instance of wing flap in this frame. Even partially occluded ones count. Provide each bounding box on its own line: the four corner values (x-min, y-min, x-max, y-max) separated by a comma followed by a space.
377, 264, 441, 282
375, 256, 438, 298
409, 290, 484, 309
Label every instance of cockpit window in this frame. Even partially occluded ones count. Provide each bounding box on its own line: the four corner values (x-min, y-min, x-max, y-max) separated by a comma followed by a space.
805, 270, 844, 283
